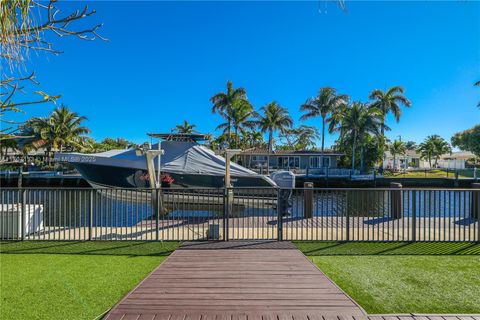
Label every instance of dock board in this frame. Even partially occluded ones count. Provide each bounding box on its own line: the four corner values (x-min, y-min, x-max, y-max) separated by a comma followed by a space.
105, 241, 366, 319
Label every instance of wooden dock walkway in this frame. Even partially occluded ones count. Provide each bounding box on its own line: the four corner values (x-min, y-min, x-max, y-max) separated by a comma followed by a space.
104, 241, 367, 319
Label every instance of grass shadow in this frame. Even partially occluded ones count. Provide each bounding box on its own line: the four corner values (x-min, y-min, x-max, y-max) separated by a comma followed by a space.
0, 241, 179, 257
293, 241, 480, 256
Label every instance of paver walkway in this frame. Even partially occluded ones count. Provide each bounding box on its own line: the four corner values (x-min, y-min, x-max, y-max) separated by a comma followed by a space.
105, 241, 366, 319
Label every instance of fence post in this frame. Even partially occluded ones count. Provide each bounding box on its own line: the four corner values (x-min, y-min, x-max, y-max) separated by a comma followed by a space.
411, 190, 416, 242
471, 184, 480, 243
390, 182, 403, 219
304, 182, 314, 219
88, 190, 93, 241
155, 189, 160, 241
223, 188, 227, 241
21, 189, 26, 241
277, 188, 283, 241
345, 190, 350, 241
223, 188, 232, 241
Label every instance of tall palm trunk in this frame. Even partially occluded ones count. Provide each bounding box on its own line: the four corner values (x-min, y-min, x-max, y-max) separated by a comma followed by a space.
234, 126, 239, 148
268, 128, 273, 153
227, 118, 232, 147
393, 154, 396, 171
321, 116, 325, 167
379, 111, 386, 171
360, 145, 365, 173
351, 133, 357, 171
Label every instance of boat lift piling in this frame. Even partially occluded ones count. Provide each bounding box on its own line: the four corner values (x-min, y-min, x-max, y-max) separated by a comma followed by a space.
138, 143, 165, 225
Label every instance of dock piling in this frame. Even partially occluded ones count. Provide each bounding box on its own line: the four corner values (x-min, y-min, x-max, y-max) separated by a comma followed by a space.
304, 182, 314, 219
390, 182, 403, 219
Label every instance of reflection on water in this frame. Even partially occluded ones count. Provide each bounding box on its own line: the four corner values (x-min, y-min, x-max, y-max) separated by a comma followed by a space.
0, 189, 474, 228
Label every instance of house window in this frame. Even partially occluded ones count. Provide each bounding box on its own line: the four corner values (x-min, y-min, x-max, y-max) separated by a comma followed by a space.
323, 157, 330, 168
309, 156, 331, 168
310, 157, 320, 168
252, 155, 267, 162
277, 156, 299, 169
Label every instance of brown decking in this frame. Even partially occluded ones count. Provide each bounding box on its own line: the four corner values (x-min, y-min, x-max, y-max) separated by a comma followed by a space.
104, 241, 366, 319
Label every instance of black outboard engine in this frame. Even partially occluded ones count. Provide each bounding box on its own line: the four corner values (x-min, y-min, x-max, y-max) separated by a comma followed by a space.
271, 171, 295, 216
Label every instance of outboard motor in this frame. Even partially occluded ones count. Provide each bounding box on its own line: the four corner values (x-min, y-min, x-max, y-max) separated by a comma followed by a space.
271, 171, 295, 216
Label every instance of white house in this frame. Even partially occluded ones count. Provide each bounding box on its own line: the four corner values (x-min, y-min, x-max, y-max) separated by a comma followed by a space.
383, 150, 474, 170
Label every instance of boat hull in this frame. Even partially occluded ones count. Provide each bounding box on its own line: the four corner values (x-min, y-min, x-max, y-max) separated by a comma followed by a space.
73, 163, 274, 189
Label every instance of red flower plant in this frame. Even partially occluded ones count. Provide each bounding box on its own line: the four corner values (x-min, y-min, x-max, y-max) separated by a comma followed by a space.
161, 174, 175, 184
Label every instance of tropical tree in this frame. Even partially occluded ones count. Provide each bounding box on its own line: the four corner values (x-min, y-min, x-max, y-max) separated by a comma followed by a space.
369, 86, 411, 133
26, 105, 90, 157
174, 120, 197, 134
216, 100, 256, 148
331, 102, 383, 170
451, 124, 480, 158
417, 135, 451, 168
256, 102, 293, 152
278, 125, 320, 150
389, 140, 406, 171
0, 138, 18, 159
210, 81, 248, 146
1, 1, 105, 140
432, 136, 452, 166
242, 129, 265, 149
404, 141, 417, 150
369, 86, 411, 168
300, 87, 348, 156
417, 138, 436, 168
89, 137, 136, 152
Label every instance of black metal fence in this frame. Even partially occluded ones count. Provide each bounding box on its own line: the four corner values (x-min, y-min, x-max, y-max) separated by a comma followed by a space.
1, 187, 479, 242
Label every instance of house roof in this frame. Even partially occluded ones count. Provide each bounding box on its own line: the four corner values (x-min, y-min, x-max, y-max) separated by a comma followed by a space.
441, 151, 476, 160
240, 147, 344, 156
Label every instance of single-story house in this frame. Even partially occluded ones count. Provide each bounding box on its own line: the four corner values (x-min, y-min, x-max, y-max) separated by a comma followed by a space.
383, 150, 474, 170
237, 148, 344, 173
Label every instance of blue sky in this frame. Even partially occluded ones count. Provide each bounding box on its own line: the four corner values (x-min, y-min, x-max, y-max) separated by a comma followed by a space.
11, 0, 480, 147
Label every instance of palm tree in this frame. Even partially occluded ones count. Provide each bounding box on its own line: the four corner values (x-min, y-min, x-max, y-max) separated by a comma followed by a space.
27, 105, 90, 155
389, 140, 406, 171
300, 87, 348, 156
174, 120, 197, 134
332, 102, 383, 170
369, 86, 411, 131
243, 129, 264, 149
417, 135, 452, 168
23, 117, 55, 163
431, 135, 452, 167
256, 102, 293, 152
279, 125, 320, 150
48, 105, 90, 152
210, 81, 248, 147
369, 86, 411, 168
216, 100, 256, 148
417, 137, 436, 168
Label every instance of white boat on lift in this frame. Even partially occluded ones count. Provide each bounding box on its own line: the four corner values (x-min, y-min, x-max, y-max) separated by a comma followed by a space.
55, 133, 276, 189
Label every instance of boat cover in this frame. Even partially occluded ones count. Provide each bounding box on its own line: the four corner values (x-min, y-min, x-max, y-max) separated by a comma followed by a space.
56, 141, 262, 178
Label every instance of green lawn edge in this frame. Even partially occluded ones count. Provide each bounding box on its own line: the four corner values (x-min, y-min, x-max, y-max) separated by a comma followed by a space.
294, 241, 480, 314
0, 241, 180, 320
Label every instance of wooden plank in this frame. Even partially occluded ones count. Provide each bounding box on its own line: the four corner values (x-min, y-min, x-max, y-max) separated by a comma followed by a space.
105, 244, 367, 318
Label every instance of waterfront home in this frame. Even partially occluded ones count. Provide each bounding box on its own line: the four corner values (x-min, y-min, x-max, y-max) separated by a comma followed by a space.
383, 150, 472, 170
237, 148, 344, 174
0, 147, 49, 165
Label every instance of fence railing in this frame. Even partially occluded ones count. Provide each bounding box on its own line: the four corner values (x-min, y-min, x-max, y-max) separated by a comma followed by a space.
1, 187, 479, 242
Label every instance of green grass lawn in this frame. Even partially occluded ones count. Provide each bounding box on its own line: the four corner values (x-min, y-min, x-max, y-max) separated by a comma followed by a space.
0, 241, 179, 320
295, 241, 480, 314
384, 169, 473, 178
